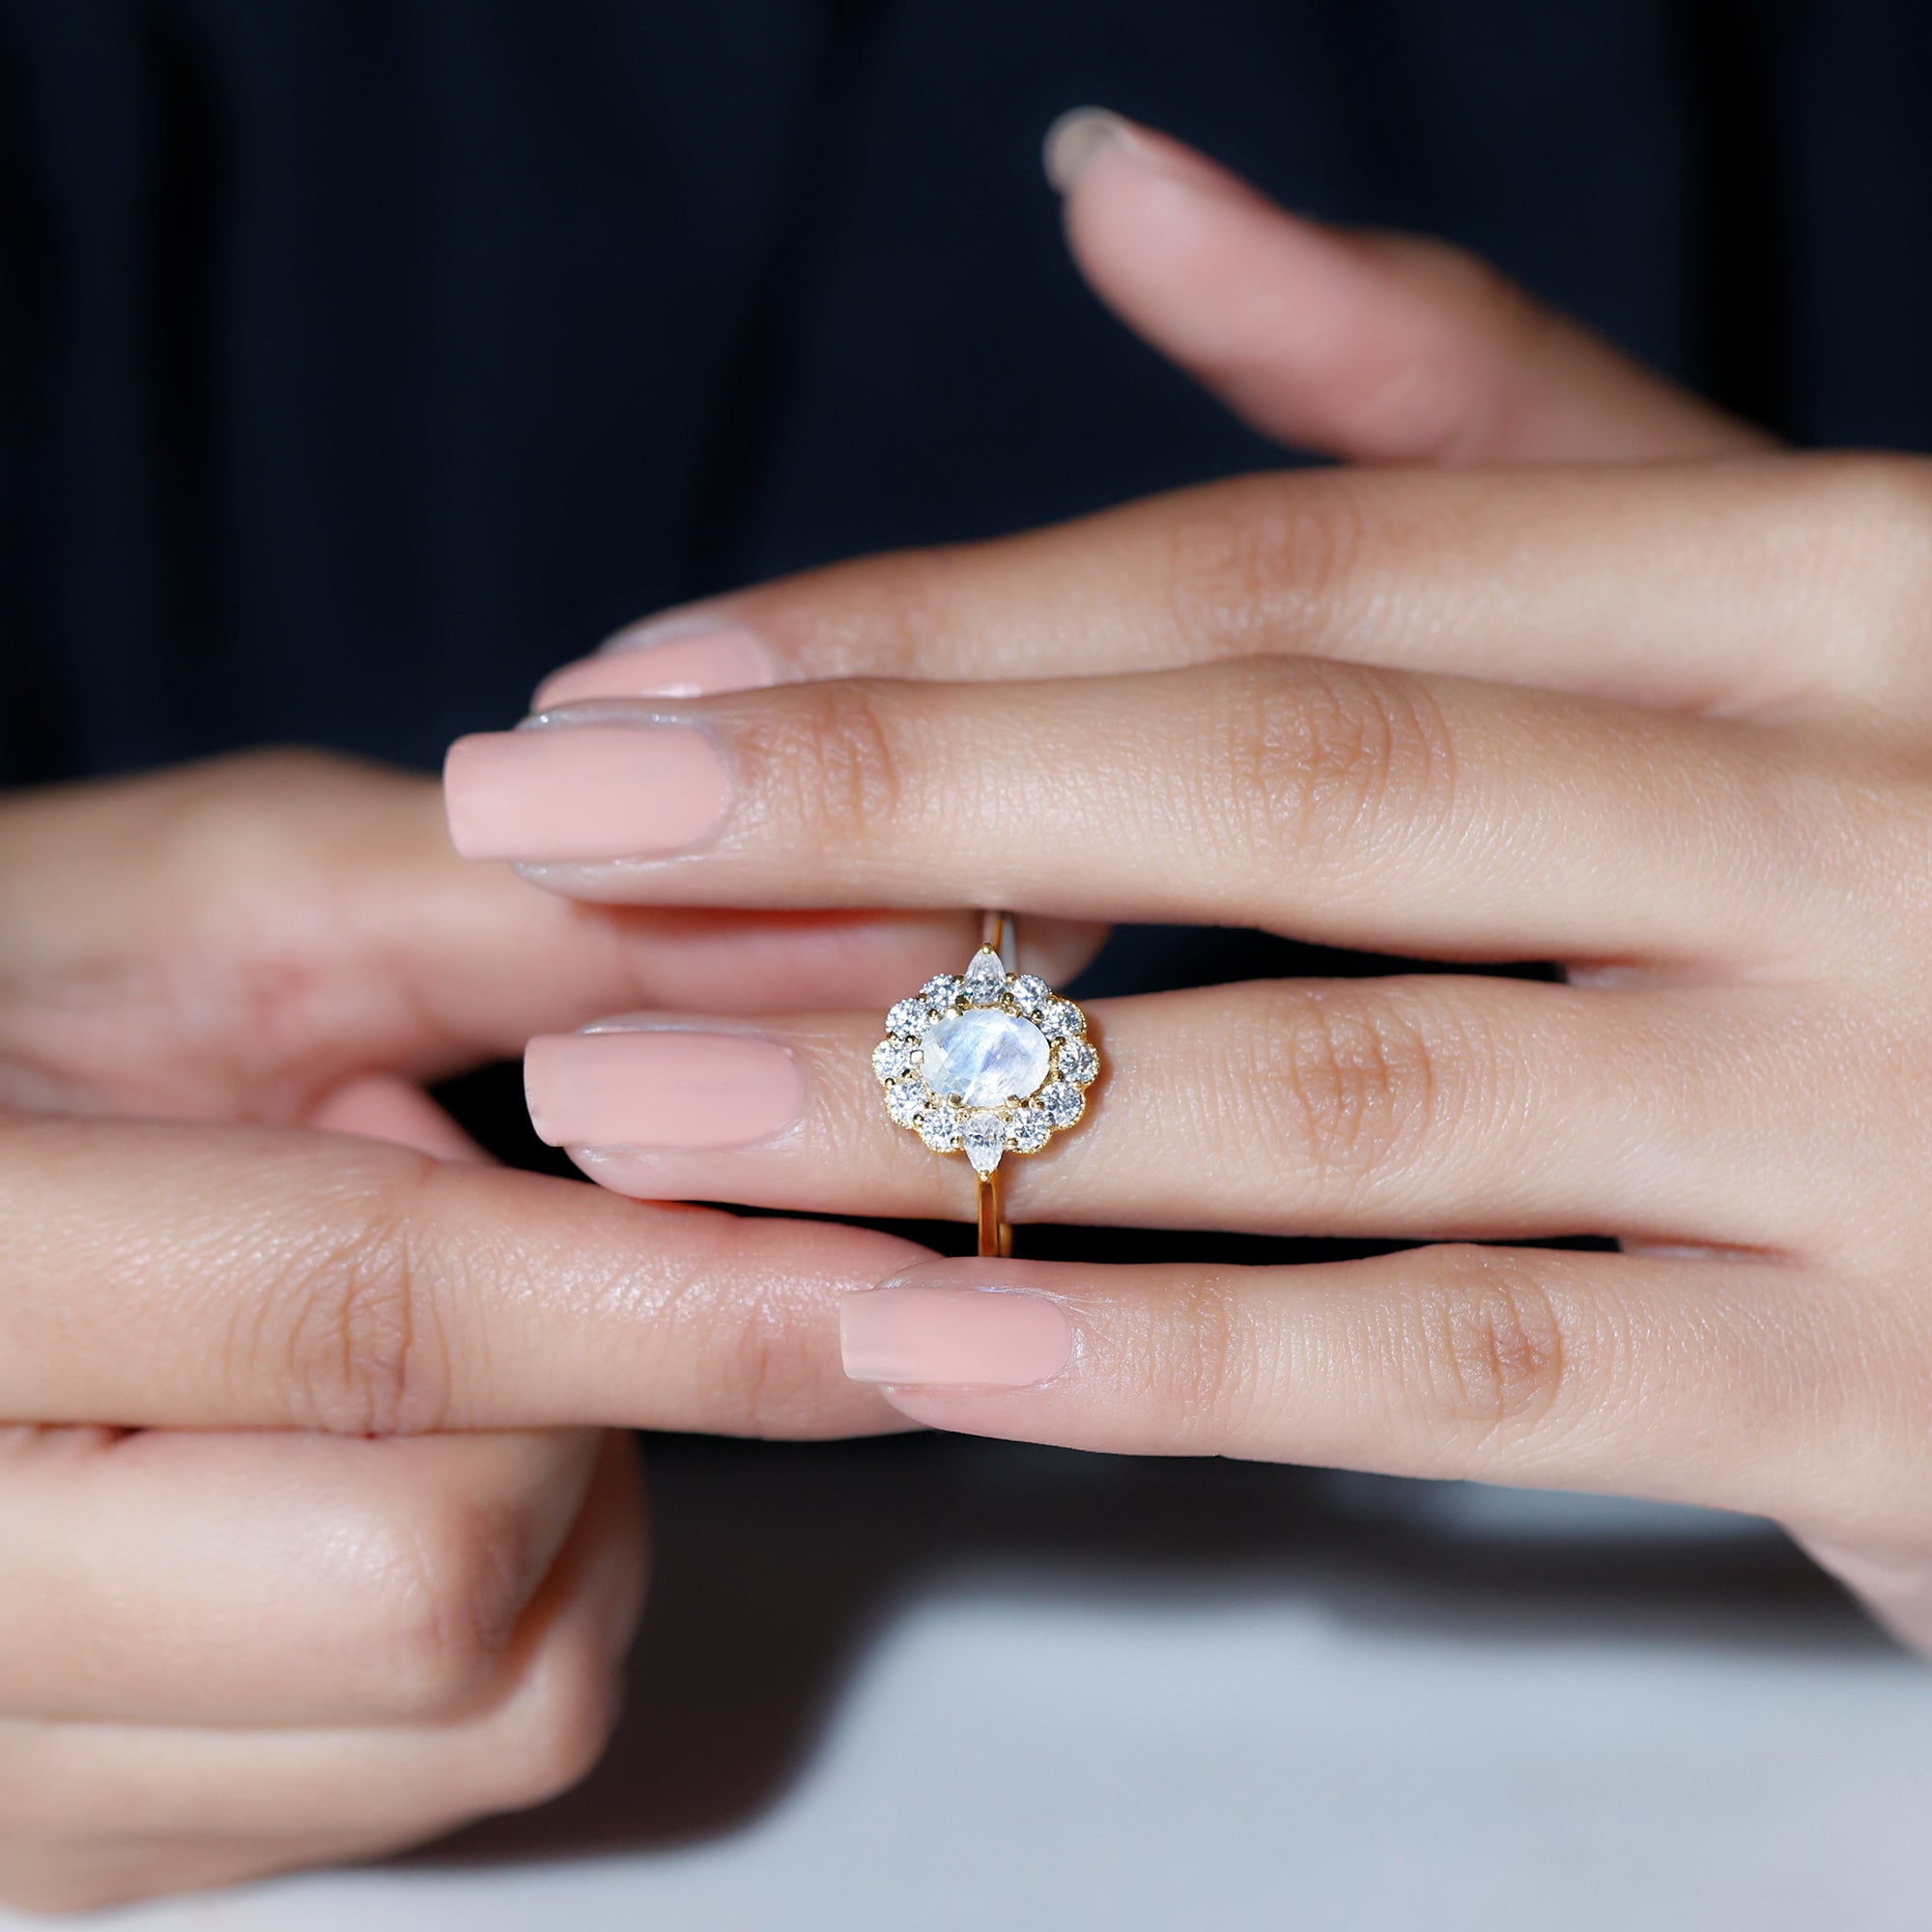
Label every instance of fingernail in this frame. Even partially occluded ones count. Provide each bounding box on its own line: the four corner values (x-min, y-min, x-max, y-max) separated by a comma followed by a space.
526, 1027, 804, 1149
443, 724, 730, 862
840, 1287, 1073, 1387
533, 620, 776, 708
1042, 105, 1136, 192
1044, 108, 1244, 203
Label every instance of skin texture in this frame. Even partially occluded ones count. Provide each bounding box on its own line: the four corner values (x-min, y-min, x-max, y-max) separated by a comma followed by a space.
476, 120, 1932, 1690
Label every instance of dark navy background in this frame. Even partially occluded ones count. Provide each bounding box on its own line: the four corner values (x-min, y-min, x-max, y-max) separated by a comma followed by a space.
6, 0, 1932, 791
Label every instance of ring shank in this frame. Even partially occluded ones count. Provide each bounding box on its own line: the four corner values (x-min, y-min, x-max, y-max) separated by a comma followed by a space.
977, 1172, 1013, 1259
977, 908, 1017, 1257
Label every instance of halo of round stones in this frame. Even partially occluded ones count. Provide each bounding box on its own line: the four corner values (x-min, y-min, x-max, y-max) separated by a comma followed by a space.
884, 1077, 928, 1127
1038, 999, 1082, 1040
1055, 1037, 1098, 1087
1009, 974, 1051, 1015
873, 944, 1098, 1173
1038, 1079, 1083, 1129
872, 1037, 917, 1083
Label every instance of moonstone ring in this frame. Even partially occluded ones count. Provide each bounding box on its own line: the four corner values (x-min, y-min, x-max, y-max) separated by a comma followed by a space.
872, 911, 1099, 1257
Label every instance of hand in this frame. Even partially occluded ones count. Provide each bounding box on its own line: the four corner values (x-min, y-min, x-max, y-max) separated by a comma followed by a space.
0, 752, 1104, 1910
446, 116, 1932, 1661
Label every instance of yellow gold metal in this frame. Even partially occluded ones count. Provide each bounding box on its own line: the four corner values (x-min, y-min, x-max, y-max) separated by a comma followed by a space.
977, 1170, 1012, 1258
980, 908, 1016, 972
977, 908, 1016, 1255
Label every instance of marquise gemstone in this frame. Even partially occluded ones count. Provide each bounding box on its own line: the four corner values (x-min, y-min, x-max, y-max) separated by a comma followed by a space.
920, 1008, 1051, 1108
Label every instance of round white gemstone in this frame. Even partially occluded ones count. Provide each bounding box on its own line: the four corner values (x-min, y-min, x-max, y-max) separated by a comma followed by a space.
920, 1008, 1050, 1108
962, 1111, 1007, 1174
1056, 1037, 1098, 1086
919, 1104, 962, 1151
885, 1077, 929, 1126
921, 974, 961, 1009
1038, 1080, 1083, 1128
887, 998, 927, 1037
1009, 1105, 1050, 1152
1039, 1000, 1083, 1040
1009, 974, 1051, 1014
872, 1037, 916, 1082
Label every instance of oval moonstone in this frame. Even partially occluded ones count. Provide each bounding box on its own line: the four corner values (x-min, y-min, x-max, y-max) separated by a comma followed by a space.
920, 1008, 1051, 1109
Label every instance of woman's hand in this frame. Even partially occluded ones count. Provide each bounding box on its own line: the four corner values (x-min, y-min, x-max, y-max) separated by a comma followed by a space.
0, 752, 1101, 1910
445, 117, 1932, 1661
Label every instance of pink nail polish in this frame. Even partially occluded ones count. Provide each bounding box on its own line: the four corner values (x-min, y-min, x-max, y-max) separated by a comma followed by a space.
443, 724, 731, 862
526, 1028, 804, 1150
533, 623, 776, 708
840, 1288, 1073, 1387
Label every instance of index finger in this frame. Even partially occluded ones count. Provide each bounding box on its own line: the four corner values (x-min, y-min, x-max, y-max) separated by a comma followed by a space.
0, 1116, 918, 1435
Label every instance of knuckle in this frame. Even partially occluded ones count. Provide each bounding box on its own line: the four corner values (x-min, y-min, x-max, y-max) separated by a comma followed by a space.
1227, 658, 1458, 877
229, 1153, 454, 1436
1238, 985, 1470, 1189
359, 1492, 554, 1718
736, 679, 911, 856
1150, 1271, 1258, 1446
1407, 1247, 1573, 1435
1160, 474, 1369, 652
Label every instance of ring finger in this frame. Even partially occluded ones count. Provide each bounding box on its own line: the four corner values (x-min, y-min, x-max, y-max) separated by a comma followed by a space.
522, 979, 1836, 1256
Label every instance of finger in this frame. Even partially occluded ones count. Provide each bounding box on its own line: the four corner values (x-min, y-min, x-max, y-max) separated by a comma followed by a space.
1045, 108, 1767, 466
0, 1425, 609, 1722
524, 981, 1817, 1254
1786, 1535, 1932, 1657
444, 662, 1851, 967
840, 1249, 1922, 1543
309, 1073, 492, 1162
0, 1435, 642, 1851
0, 1113, 923, 1434
0, 750, 1102, 1120
534, 454, 1924, 718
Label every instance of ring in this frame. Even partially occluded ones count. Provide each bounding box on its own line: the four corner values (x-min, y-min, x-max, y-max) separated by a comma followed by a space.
872, 910, 1100, 1258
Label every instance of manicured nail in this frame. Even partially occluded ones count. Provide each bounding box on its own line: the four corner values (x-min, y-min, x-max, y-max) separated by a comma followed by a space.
533, 621, 776, 708
1043, 106, 1137, 192
526, 1028, 804, 1150
443, 724, 730, 862
840, 1287, 1073, 1387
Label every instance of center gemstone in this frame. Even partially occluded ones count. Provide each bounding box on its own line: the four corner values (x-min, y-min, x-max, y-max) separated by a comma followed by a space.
920, 1008, 1050, 1109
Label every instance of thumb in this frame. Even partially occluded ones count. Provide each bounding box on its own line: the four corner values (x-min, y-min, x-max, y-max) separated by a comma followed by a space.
1045, 108, 1769, 465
